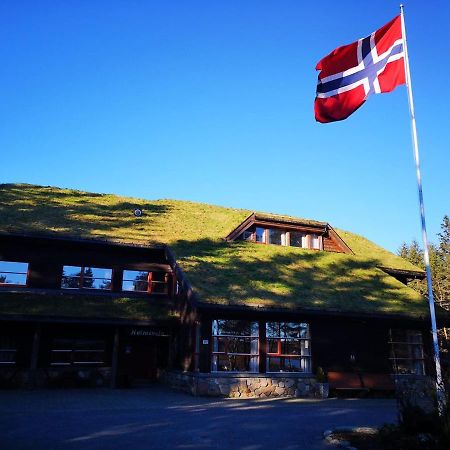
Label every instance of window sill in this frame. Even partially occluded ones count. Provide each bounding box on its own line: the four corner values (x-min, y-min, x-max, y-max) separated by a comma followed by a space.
204, 372, 314, 378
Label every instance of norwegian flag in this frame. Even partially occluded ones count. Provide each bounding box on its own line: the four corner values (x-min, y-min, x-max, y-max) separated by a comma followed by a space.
315, 15, 405, 123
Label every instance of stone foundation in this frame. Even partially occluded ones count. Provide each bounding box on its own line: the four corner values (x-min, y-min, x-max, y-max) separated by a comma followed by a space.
0, 367, 112, 388
161, 371, 322, 398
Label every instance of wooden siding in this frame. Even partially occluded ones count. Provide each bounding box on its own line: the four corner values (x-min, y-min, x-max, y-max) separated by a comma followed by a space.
323, 236, 343, 253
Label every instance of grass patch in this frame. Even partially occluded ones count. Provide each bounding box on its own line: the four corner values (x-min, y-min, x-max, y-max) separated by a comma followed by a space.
0, 291, 178, 322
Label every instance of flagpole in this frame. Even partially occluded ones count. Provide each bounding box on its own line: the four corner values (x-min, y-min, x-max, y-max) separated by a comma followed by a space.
400, 4, 446, 413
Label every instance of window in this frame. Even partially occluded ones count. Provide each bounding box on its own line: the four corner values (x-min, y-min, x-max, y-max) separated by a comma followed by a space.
266, 322, 311, 373
242, 230, 253, 241
122, 270, 169, 294
268, 228, 285, 245
0, 337, 17, 365
290, 232, 307, 248
50, 338, 106, 366
240, 227, 323, 251
61, 266, 112, 290
311, 234, 321, 250
389, 329, 425, 375
255, 227, 265, 243
212, 320, 259, 372
0, 261, 28, 286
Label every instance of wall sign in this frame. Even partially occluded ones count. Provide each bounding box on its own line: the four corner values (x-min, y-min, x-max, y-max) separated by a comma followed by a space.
128, 328, 169, 337
202, 339, 209, 345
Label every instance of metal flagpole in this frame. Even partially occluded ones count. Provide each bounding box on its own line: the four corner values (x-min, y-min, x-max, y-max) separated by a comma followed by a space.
400, 4, 446, 413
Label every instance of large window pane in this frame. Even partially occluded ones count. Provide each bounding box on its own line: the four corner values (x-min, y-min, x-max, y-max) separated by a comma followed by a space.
0, 337, 17, 365
290, 232, 307, 248
0, 261, 28, 285
311, 234, 321, 249
50, 338, 106, 366
266, 322, 311, 373
268, 229, 284, 245
213, 320, 258, 337
389, 329, 425, 375
122, 270, 168, 294
212, 320, 259, 372
122, 270, 149, 292
62, 266, 112, 290
255, 227, 265, 243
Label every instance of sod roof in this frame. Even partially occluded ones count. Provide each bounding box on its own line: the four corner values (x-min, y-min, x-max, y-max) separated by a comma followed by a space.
0, 183, 429, 320
0, 291, 178, 323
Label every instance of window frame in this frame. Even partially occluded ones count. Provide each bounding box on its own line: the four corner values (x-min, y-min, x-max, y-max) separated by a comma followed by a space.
266, 322, 312, 374
388, 329, 425, 376
240, 226, 324, 251
0, 261, 29, 287
61, 265, 113, 291
211, 320, 259, 373
121, 269, 169, 295
50, 338, 107, 367
0, 336, 18, 366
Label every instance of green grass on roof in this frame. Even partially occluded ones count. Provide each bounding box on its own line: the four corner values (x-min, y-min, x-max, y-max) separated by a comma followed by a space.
0, 183, 426, 318
173, 239, 427, 318
0, 291, 178, 322
0, 183, 249, 245
336, 229, 422, 273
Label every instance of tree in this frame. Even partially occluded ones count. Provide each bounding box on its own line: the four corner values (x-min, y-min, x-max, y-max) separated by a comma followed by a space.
398, 216, 450, 309
399, 216, 450, 378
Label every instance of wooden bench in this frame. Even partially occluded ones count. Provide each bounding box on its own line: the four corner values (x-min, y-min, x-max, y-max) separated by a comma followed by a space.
361, 373, 395, 391
327, 371, 368, 393
327, 371, 395, 395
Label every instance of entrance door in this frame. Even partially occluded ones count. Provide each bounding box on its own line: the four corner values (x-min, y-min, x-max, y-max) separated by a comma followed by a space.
118, 336, 169, 386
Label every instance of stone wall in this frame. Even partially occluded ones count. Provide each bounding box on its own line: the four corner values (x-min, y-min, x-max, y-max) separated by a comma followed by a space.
0, 367, 112, 388
161, 371, 323, 398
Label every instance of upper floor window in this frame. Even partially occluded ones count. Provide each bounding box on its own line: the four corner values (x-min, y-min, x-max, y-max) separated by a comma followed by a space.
311, 234, 321, 250
61, 266, 112, 290
255, 227, 265, 243
0, 261, 28, 286
122, 270, 169, 294
290, 231, 307, 248
241, 227, 322, 250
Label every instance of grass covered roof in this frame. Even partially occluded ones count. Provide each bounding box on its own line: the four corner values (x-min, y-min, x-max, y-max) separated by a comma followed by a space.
0, 183, 428, 319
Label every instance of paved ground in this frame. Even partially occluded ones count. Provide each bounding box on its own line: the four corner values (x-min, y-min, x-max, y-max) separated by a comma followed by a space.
0, 386, 397, 450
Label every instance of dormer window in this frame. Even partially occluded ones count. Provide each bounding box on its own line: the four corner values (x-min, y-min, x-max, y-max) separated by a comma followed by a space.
227, 213, 353, 254
268, 229, 285, 246
238, 226, 322, 250
311, 234, 321, 250
255, 227, 265, 243
289, 232, 307, 248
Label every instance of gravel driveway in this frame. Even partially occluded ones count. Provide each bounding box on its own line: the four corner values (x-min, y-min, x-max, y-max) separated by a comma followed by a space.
0, 386, 397, 450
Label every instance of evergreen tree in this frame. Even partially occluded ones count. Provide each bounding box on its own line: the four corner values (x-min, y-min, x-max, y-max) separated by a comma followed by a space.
398, 216, 450, 309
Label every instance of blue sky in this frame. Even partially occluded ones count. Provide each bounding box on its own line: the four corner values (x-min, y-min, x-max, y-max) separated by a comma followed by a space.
1, 1, 448, 253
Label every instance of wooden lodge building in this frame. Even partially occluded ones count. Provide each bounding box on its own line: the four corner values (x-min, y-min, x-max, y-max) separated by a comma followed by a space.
0, 184, 448, 397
